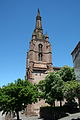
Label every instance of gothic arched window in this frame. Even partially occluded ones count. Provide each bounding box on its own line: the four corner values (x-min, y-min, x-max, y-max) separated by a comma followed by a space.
38, 44, 43, 61
38, 53, 42, 61
38, 44, 42, 52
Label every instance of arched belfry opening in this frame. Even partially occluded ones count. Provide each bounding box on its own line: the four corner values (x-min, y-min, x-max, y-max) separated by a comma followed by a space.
38, 44, 43, 61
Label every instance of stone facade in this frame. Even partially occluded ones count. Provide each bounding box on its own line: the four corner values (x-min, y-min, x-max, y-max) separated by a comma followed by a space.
71, 41, 80, 81
26, 9, 53, 84
26, 9, 60, 116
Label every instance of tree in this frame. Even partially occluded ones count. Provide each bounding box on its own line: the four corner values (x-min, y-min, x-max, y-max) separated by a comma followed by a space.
75, 81, 80, 110
37, 80, 46, 100
63, 80, 80, 110
0, 79, 38, 120
58, 66, 76, 82
63, 80, 77, 102
38, 72, 64, 107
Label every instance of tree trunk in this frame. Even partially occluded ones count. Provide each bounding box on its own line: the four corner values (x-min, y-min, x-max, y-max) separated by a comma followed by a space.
60, 100, 62, 107
16, 110, 19, 120
53, 101, 55, 107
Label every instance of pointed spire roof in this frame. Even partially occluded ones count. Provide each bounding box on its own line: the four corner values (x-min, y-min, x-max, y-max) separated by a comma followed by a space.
36, 8, 41, 21
32, 9, 44, 40
35, 9, 42, 30
37, 8, 40, 16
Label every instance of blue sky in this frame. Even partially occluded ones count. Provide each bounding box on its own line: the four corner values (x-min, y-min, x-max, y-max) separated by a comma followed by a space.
0, 0, 80, 86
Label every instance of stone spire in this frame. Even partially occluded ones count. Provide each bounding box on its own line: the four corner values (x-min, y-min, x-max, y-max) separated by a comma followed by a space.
35, 8, 42, 30
32, 9, 43, 40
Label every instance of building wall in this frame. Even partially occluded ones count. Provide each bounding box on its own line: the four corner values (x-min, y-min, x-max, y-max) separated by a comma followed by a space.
74, 68, 80, 81
32, 71, 47, 84
74, 52, 80, 81
71, 42, 80, 81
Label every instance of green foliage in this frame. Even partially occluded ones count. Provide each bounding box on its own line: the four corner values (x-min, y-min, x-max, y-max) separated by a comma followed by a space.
37, 80, 45, 99
63, 80, 80, 110
58, 66, 76, 82
63, 80, 77, 101
75, 81, 80, 99
63, 80, 80, 109
0, 79, 38, 119
38, 72, 64, 106
38, 66, 79, 109
38, 66, 78, 108
45, 72, 64, 106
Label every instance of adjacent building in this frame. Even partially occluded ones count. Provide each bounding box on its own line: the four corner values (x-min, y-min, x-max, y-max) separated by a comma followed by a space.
71, 41, 80, 81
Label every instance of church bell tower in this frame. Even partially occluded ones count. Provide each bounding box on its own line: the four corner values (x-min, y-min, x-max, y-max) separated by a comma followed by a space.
26, 9, 52, 84
26, 9, 53, 116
